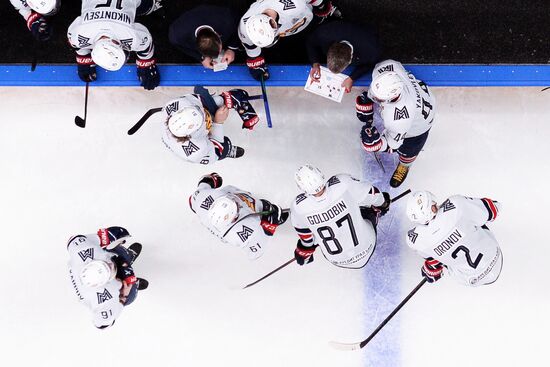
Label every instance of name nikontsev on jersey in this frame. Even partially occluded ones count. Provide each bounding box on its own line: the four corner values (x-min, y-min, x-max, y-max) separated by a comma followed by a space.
83, 11, 131, 24
307, 201, 347, 225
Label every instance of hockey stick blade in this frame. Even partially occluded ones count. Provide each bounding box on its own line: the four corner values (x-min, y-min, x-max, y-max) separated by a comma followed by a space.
128, 107, 163, 135
328, 341, 363, 351
74, 116, 86, 128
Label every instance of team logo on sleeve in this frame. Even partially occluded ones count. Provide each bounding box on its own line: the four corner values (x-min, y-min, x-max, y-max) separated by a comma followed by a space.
182, 141, 200, 156
165, 101, 179, 115
377, 65, 394, 73
407, 229, 418, 244
296, 193, 307, 204
327, 176, 340, 187
237, 226, 254, 242
279, 0, 296, 10
119, 38, 133, 50
77, 248, 94, 262
441, 199, 456, 212
394, 106, 409, 120
78, 35, 91, 48
97, 289, 113, 304
200, 195, 215, 210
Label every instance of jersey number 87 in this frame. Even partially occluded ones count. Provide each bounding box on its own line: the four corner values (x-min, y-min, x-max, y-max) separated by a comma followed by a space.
316, 214, 358, 255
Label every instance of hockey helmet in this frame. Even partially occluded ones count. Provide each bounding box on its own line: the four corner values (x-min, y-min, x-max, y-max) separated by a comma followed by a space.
295, 165, 326, 196
91, 36, 127, 71
79, 260, 115, 288
27, 0, 61, 15
369, 72, 405, 103
167, 105, 205, 138
245, 14, 277, 48
406, 191, 438, 224
208, 196, 239, 232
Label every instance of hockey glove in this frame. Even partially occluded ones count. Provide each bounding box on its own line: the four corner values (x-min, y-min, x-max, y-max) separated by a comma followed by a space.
374, 192, 391, 217
221, 89, 260, 130
247, 57, 270, 82
136, 58, 160, 90
116, 263, 137, 286
198, 172, 223, 189
98, 226, 131, 249
421, 258, 444, 283
361, 125, 383, 152
356, 92, 374, 125
260, 201, 289, 236
313, 1, 341, 23
76, 55, 97, 83
294, 240, 315, 266
27, 12, 52, 41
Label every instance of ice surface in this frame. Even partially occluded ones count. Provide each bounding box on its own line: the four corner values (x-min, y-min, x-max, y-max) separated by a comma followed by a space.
0, 86, 547, 367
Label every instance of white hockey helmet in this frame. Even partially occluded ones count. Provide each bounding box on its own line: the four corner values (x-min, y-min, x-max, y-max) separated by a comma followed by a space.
245, 14, 277, 47
79, 260, 114, 288
295, 165, 326, 196
369, 72, 405, 103
27, 0, 60, 15
406, 191, 438, 224
167, 105, 205, 137
91, 36, 127, 71
208, 196, 239, 232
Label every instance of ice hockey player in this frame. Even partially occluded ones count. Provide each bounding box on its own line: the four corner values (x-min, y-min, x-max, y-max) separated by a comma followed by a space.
169, 5, 241, 71
162, 88, 259, 165
290, 165, 391, 269
306, 20, 380, 93
357, 59, 436, 187
67, 226, 148, 328
239, 0, 340, 81
406, 191, 503, 287
10, 0, 60, 41
189, 173, 289, 260
67, 0, 162, 90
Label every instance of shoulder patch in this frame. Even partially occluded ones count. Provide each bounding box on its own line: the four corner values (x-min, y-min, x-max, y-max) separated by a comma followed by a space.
279, 0, 297, 10
407, 228, 418, 244
394, 106, 409, 120
165, 101, 179, 116
78, 248, 94, 262
296, 193, 307, 205
236, 225, 254, 243
377, 64, 394, 73
97, 289, 113, 304
327, 176, 340, 187
441, 199, 456, 212
200, 195, 215, 210
182, 141, 200, 156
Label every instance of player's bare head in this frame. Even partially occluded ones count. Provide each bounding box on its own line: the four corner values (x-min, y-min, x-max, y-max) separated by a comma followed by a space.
327, 42, 352, 74
27, 0, 61, 15
245, 13, 277, 47
369, 72, 404, 103
92, 36, 127, 71
209, 196, 240, 231
406, 191, 438, 224
167, 105, 205, 138
196, 27, 223, 59
79, 260, 115, 288
295, 165, 326, 196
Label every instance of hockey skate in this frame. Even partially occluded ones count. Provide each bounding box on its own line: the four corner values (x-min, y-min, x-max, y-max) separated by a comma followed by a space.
227, 146, 245, 159
390, 163, 410, 188
128, 243, 142, 263
137, 278, 149, 291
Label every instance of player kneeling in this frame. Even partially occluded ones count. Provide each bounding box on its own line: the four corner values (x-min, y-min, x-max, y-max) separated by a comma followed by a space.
406, 191, 503, 286
162, 89, 259, 165
67, 226, 148, 329
290, 165, 391, 269
189, 173, 289, 260
357, 59, 436, 187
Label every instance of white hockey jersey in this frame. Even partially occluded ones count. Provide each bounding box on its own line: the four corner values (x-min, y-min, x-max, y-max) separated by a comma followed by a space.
10, 0, 32, 20
67, 234, 124, 328
238, 0, 324, 57
369, 59, 436, 150
406, 195, 503, 286
190, 184, 270, 260
161, 94, 226, 165
67, 0, 154, 59
290, 174, 385, 269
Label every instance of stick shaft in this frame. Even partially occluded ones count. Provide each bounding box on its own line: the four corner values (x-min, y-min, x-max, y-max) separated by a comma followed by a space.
373, 152, 385, 173
127, 107, 163, 135
391, 189, 412, 203
243, 258, 296, 289
83, 82, 89, 120
260, 76, 273, 128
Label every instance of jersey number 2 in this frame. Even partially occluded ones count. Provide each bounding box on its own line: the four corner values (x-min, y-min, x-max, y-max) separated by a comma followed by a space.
96, 0, 123, 10
317, 214, 358, 255
451, 245, 483, 269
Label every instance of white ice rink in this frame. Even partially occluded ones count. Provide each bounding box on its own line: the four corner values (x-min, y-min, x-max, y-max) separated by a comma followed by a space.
0, 86, 548, 367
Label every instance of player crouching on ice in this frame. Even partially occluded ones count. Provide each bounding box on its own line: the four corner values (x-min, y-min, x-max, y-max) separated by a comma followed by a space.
357, 59, 436, 187
67, 226, 148, 329
162, 88, 259, 165
10, 0, 60, 41
406, 191, 503, 286
290, 165, 391, 269
189, 173, 289, 260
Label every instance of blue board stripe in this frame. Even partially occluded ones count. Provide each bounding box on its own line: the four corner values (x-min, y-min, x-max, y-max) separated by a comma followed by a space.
0, 64, 549, 87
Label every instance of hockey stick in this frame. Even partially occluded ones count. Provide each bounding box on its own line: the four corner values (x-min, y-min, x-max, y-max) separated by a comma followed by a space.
74, 82, 89, 128
127, 107, 163, 135
260, 74, 273, 128
542, 87, 550, 92
391, 188, 411, 203
372, 152, 385, 173
243, 258, 296, 289
330, 278, 428, 351
223, 208, 289, 238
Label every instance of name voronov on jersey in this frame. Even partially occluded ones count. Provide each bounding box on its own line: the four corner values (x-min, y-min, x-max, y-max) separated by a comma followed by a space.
306, 201, 347, 225
83, 11, 131, 24
433, 229, 462, 256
